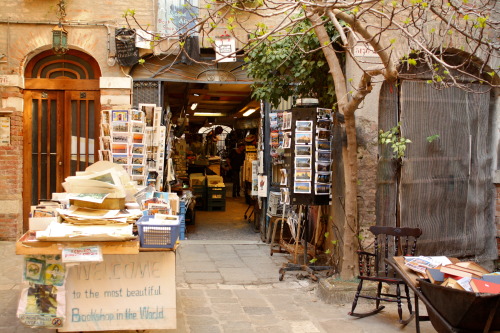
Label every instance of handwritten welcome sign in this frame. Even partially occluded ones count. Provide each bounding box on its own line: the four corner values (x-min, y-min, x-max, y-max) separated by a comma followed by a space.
59, 252, 176, 331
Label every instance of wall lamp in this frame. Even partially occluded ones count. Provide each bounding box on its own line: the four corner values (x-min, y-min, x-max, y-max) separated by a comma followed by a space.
193, 112, 225, 117
243, 108, 256, 117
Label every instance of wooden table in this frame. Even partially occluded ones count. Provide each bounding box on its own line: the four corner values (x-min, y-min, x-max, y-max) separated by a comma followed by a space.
386, 257, 500, 333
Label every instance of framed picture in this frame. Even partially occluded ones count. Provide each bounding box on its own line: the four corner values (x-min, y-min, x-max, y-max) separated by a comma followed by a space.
24, 257, 45, 284
111, 110, 129, 122
316, 162, 331, 172
131, 143, 145, 155
130, 109, 145, 122
315, 184, 331, 195
295, 169, 312, 182
316, 151, 331, 162
317, 129, 331, 140
101, 110, 111, 124
294, 181, 311, 194
295, 132, 313, 145
111, 121, 129, 133
112, 154, 129, 165
295, 156, 312, 169
316, 171, 332, 184
296, 120, 313, 132
317, 107, 332, 120
295, 145, 312, 156
111, 143, 128, 154
316, 140, 331, 151
131, 154, 145, 165
139, 104, 156, 127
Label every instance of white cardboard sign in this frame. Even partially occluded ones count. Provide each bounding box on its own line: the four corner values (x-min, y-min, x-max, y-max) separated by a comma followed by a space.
59, 252, 176, 331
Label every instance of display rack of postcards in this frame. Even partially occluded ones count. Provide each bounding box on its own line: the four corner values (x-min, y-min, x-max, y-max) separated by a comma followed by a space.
98, 105, 166, 190
285, 107, 333, 206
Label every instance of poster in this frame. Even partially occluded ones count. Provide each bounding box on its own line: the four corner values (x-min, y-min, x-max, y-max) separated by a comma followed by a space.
59, 252, 176, 332
258, 175, 267, 197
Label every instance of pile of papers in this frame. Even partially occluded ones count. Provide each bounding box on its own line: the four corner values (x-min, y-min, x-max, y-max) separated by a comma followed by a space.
36, 222, 136, 242
56, 206, 142, 225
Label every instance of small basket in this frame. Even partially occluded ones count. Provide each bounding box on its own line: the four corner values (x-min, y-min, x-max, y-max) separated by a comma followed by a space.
136, 215, 180, 248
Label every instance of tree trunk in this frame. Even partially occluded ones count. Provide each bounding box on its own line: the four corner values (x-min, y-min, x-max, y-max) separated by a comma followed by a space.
339, 112, 359, 280
309, 12, 359, 280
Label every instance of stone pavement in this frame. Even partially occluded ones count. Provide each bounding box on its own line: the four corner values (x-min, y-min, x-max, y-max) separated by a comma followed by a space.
0, 240, 438, 333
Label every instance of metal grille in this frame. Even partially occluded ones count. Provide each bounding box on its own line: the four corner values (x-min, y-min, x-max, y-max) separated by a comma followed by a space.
133, 81, 160, 108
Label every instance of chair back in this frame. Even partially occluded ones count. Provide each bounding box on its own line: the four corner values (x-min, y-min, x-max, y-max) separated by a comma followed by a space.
361, 226, 422, 278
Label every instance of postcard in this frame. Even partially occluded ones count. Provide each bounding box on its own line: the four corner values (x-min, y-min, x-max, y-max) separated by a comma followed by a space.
130, 109, 145, 122
295, 132, 313, 145
112, 109, 129, 122
111, 132, 129, 144
131, 154, 145, 165
99, 150, 111, 162
280, 168, 288, 186
294, 181, 311, 194
280, 187, 290, 204
315, 184, 331, 195
317, 107, 332, 120
101, 110, 111, 124
282, 112, 292, 130
112, 153, 128, 165
316, 171, 332, 184
283, 131, 292, 149
101, 123, 110, 137
317, 119, 331, 130
131, 165, 145, 175
295, 145, 312, 156
111, 121, 129, 133
296, 120, 313, 132
132, 176, 146, 187
131, 143, 145, 155
295, 168, 312, 181
111, 143, 128, 154
317, 129, 331, 140
295, 156, 312, 169
131, 121, 145, 133
139, 104, 156, 127
316, 150, 331, 162
316, 140, 331, 151
100, 136, 111, 150
316, 162, 331, 172
132, 133, 144, 144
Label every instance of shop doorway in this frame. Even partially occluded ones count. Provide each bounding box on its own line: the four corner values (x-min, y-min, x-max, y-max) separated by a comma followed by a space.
22, 50, 101, 230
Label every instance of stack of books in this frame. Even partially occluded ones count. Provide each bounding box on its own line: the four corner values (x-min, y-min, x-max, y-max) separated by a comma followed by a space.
404, 256, 500, 293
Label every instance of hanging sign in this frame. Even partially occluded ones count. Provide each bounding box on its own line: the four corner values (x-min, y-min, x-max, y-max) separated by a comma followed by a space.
59, 252, 176, 332
115, 28, 139, 67
215, 35, 236, 63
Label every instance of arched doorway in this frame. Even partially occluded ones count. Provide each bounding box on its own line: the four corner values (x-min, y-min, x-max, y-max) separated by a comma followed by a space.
23, 49, 101, 230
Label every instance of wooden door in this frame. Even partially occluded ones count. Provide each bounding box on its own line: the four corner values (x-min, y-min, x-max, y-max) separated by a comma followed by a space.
23, 90, 100, 229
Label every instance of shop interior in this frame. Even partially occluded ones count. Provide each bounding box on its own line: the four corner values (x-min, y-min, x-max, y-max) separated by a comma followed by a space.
159, 81, 262, 241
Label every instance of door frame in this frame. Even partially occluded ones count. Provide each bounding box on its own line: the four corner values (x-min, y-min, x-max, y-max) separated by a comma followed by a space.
23, 50, 101, 232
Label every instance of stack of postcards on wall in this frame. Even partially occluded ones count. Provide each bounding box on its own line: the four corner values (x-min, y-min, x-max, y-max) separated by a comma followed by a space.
314, 108, 333, 197
98, 104, 166, 190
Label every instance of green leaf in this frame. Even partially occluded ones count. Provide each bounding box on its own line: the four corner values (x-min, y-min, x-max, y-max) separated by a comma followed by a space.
408, 58, 417, 66
426, 134, 440, 142
325, 249, 332, 254
138, 59, 145, 65
324, 232, 330, 238
309, 258, 318, 264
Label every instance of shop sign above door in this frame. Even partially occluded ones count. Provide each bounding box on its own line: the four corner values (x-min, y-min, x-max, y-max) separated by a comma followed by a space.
215, 35, 236, 63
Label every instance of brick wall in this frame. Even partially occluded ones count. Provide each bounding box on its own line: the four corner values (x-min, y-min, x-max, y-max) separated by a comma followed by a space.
0, 87, 23, 240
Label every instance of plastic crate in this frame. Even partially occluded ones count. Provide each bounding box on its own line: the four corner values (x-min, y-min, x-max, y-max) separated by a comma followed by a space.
136, 215, 180, 248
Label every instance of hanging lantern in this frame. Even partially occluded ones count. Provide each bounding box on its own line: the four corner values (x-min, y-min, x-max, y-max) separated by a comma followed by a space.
52, 24, 68, 55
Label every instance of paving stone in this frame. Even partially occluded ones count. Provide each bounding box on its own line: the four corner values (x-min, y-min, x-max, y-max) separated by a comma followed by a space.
243, 306, 272, 315
219, 267, 259, 283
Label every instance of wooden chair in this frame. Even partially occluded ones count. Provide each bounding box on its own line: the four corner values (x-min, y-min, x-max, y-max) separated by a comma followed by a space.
348, 226, 423, 324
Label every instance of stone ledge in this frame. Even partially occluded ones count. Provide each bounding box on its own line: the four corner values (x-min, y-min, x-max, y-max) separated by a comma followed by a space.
317, 277, 384, 305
